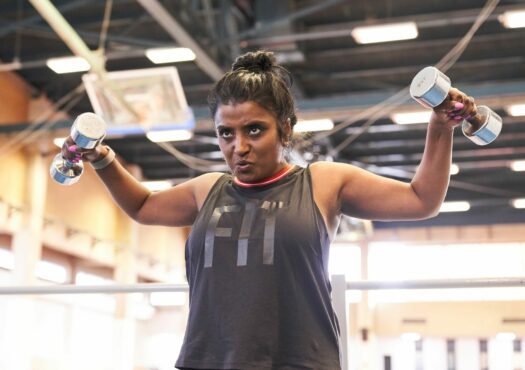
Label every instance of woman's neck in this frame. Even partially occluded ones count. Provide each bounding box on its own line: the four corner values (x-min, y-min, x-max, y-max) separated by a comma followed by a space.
234, 163, 294, 188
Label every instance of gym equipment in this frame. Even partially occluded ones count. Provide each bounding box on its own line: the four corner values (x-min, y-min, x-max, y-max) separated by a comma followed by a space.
410, 66, 502, 145
50, 112, 106, 185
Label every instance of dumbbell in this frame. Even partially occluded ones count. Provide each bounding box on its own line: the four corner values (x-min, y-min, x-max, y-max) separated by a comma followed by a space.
50, 112, 106, 185
410, 66, 502, 145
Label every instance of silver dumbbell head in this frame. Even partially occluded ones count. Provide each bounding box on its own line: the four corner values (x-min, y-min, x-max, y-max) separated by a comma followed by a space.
50, 153, 84, 185
410, 66, 451, 108
71, 112, 107, 149
462, 105, 502, 146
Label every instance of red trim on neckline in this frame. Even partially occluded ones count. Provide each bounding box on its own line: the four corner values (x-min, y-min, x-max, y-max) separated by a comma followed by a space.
234, 164, 295, 188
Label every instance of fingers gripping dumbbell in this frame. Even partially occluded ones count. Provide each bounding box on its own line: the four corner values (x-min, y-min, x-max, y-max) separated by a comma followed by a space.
50, 112, 107, 185
410, 67, 502, 145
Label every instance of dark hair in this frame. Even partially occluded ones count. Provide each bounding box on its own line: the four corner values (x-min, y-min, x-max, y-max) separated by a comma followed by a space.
208, 50, 297, 141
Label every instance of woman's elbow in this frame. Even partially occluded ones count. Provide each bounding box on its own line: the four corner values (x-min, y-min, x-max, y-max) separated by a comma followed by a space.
412, 202, 442, 220
126, 195, 154, 224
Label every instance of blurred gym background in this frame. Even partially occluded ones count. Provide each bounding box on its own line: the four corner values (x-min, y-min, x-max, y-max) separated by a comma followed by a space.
1, 0, 525, 369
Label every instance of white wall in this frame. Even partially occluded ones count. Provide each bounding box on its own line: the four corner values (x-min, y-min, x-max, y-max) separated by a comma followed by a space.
422, 338, 447, 370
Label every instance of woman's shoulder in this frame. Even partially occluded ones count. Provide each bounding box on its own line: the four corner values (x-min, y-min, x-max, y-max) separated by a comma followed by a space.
309, 160, 364, 197
309, 160, 359, 178
192, 172, 229, 209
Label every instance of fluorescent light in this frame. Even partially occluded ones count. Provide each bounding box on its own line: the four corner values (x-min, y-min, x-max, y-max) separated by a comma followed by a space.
150, 292, 186, 306
46, 56, 90, 74
36, 260, 68, 283
401, 332, 421, 342
499, 10, 525, 29
511, 198, 525, 209
53, 137, 66, 148
506, 103, 525, 116
391, 111, 431, 124
294, 119, 334, 132
0, 249, 14, 270
439, 201, 470, 213
510, 160, 525, 171
141, 180, 172, 191
351, 22, 418, 44
450, 163, 460, 175
146, 129, 193, 142
145, 47, 196, 64
496, 332, 517, 341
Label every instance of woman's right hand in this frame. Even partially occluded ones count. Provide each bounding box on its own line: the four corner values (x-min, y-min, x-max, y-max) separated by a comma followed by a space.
60, 137, 107, 164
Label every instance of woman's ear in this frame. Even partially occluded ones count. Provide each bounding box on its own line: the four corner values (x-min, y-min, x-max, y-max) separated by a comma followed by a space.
282, 118, 292, 145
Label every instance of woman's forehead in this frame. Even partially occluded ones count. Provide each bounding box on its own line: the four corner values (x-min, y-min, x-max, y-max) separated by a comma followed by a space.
214, 101, 276, 126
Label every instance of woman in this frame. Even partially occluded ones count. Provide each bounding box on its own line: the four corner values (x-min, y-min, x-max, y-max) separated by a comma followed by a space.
64, 51, 476, 370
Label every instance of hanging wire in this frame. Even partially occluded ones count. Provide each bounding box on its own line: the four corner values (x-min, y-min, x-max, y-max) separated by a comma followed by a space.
98, 0, 114, 53
0, 0, 502, 177
13, 0, 23, 63
294, 0, 515, 198
0, 84, 86, 159
156, 141, 228, 172
303, 0, 501, 157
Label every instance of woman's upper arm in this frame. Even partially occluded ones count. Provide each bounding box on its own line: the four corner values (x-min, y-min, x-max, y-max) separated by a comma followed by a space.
135, 172, 223, 226
311, 162, 430, 221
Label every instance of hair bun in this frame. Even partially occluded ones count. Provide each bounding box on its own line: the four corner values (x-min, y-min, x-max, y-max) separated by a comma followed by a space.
232, 51, 276, 72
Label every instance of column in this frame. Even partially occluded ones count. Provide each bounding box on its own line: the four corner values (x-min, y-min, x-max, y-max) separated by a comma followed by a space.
357, 239, 374, 370
5, 151, 48, 370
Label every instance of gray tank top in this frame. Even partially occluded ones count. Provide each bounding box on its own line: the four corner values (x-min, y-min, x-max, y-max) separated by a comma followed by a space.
175, 166, 341, 370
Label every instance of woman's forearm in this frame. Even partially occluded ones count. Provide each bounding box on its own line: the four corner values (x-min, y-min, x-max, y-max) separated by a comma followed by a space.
91, 147, 152, 220
410, 123, 455, 216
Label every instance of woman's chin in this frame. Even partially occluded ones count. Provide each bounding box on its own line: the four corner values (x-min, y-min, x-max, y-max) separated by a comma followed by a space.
233, 165, 256, 181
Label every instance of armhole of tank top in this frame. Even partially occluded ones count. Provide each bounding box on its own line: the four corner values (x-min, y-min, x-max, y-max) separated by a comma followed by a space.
197, 173, 230, 214
305, 165, 331, 242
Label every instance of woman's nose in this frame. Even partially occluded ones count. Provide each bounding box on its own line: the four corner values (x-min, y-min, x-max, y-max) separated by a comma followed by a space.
234, 135, 250, 155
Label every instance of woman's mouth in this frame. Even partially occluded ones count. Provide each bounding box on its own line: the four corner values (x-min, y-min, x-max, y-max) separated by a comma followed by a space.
236, 161, 253, 172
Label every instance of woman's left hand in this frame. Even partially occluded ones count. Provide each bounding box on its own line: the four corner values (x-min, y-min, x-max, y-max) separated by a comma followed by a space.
429, 87, 477, 130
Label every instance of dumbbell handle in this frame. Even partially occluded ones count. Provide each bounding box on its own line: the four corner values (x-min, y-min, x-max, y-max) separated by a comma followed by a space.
436, 94, 484, 134
463, 113, 485, 136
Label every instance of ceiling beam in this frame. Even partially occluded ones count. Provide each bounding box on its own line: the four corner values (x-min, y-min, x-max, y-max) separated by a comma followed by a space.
224, 0, 347, 42
0, 0, 96, 38
136, 0, 224, 81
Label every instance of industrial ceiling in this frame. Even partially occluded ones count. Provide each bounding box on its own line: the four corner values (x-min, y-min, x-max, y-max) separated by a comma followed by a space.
1, 0, 525, 229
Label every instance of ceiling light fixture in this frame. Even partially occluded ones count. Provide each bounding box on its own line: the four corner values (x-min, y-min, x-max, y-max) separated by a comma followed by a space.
46, 56, 91, 74
351, 22, 418, 44
499, 10, 525, 29
145, 47, 196, 64
391, 111, 431, 125
511, 198, 525, 209
294, 119, 335, 132
510, 160, 525, 172
53, 137, 66, 148
439, 201, 471, 213
141, 180, 173, 191
506, 103, 525, 116
146, 129, 193, 142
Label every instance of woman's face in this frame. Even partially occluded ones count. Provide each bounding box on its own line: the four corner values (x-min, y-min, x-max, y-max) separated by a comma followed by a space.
214, 101, 289, 183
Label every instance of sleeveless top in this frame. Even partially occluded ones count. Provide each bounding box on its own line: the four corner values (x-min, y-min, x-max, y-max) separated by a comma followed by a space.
175, 166, 341, 370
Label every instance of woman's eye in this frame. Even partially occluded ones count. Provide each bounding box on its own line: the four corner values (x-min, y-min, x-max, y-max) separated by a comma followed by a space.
248, 127, 262, 135
219, 130, 233, 138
